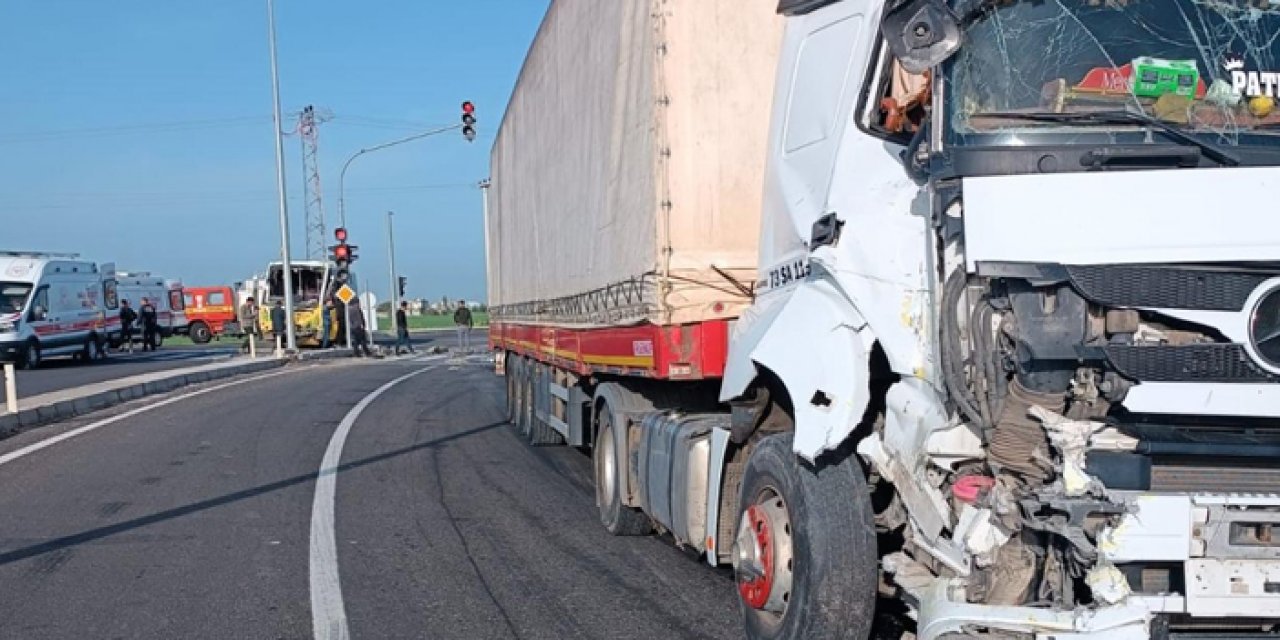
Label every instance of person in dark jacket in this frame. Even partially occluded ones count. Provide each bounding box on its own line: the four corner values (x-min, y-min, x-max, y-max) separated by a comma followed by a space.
394, 301, 414, 355
270, 301, 287, 347
139, 298, 159, 352
118, 299, 137, 353
453, 301, 473, 353
347, 298, 373, 357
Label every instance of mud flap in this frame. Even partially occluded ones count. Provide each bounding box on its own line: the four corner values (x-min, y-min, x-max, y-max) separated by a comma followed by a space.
744, 280, 872, 462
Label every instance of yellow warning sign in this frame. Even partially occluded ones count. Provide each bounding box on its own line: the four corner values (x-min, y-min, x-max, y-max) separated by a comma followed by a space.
335, 284, 356, 305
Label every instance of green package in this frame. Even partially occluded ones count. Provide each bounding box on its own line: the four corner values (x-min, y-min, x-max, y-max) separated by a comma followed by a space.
1130, 57, 1200, 98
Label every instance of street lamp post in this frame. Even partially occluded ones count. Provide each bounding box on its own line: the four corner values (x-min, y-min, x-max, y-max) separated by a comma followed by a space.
336, 123, 464, 230
266, 0, 297, 351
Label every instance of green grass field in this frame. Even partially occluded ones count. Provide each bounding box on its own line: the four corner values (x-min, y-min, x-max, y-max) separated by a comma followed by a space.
372, 312, 490, 330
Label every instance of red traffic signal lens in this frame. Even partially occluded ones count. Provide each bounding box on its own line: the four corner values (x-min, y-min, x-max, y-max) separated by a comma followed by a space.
334, 245, 350, 260
461, 101, 475, 115
334, 227, 348, 242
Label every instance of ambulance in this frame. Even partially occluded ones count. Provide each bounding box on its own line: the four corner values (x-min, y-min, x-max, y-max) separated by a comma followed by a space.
109, 272, 187, 349
0, 251, 114, 369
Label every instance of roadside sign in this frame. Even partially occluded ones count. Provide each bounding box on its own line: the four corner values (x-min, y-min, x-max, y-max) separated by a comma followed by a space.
335, 284, 356, 305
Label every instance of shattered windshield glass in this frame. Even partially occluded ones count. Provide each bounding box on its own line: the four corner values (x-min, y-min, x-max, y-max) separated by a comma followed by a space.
945, 0, 1280, 149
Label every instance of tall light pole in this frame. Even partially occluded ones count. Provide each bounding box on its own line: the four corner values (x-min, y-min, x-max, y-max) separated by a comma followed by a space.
267, 0, 297, 351
386, 210, 399, 332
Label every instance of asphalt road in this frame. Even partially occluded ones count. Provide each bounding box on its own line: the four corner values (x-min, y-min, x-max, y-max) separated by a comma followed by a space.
0, 351, 739, 638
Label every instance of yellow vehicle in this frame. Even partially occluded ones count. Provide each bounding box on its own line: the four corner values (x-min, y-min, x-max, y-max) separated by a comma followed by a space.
259, 260, 340, 347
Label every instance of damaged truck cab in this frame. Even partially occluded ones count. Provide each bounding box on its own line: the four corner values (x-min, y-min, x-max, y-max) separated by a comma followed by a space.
730, 0, 1280, 638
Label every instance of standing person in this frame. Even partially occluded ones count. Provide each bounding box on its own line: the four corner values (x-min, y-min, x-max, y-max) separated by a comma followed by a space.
320, 299, 334, 349
270, 300, 287, 351
453, 300, 474, 353
139, 297, 159, 352
118, 299, 137, 353
347, 298, 373, 357
394, 301, 414, 355
239, 296, 259, 353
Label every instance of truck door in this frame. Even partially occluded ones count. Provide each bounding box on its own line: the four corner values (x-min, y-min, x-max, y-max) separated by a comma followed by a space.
760, 0, 876, 277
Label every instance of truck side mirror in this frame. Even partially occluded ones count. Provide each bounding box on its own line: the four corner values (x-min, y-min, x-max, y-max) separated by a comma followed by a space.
881, 0, 962, 74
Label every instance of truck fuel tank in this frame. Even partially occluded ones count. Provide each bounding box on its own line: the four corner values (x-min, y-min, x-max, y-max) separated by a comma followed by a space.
633, 413, 729, 552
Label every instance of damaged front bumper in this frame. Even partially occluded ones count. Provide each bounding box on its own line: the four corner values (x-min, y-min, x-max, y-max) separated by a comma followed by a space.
910, 494, 1280, 640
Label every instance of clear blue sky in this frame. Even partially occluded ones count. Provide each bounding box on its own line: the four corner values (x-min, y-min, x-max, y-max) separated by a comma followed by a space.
0, 0, 549, 305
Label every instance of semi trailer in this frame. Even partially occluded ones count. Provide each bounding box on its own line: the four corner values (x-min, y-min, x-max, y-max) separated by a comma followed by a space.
487, 1, 1280, 638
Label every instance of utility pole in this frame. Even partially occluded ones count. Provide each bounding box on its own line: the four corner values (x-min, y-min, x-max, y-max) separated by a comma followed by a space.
386, 211, 399, 332
266, 0, 296, 351
298, 105, 333, 260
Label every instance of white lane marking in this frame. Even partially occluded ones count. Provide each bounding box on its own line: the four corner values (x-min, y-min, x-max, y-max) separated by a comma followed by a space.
0, 367, 300, 468
309, 365, 436, 640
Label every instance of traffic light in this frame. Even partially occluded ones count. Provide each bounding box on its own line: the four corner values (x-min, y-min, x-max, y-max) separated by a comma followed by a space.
398, 276, 407, 297
332, 227, 355, 285
461, 101, 476, 142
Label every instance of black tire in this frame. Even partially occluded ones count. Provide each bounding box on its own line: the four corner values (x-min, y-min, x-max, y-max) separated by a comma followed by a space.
80, 334, 96, 363
526, 362, 565, 446
736, 433, 878, 640
20, 339, 40, 370
190, 322, 212, 344
517, 359, 534, 441
593, 402, 652, 536
504, 353, 518, 422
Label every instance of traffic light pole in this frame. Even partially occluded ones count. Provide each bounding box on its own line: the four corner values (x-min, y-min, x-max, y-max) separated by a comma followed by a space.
337, 123, 464, 230
386, 211, 400, 338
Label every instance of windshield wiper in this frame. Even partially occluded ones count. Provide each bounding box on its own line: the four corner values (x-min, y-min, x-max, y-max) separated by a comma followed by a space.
969, 110, 1241, 166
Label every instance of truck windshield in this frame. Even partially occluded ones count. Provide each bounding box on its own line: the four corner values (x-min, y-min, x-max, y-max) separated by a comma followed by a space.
0, 282, 32, 314
944, 0, 1280, 152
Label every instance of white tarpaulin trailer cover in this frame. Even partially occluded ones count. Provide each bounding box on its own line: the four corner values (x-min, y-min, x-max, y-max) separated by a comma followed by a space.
488, 0, 783, 328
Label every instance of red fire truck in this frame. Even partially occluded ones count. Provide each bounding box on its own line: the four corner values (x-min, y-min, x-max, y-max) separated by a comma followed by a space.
182, 285, 239, 344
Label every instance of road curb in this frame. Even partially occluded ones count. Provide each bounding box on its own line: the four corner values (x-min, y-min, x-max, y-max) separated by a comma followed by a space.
0, 357, 288, 438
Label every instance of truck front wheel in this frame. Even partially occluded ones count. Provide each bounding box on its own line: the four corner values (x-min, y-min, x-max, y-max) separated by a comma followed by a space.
735, 433, 877, 640
190, 322, 212, 344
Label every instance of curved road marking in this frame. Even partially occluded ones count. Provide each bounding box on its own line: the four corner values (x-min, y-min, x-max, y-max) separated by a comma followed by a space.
0, 367, 300, 468
310, 364, 437, 640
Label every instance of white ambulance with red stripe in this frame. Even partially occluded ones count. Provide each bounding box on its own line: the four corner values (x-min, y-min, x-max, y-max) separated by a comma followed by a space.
0, 251, 115, 369
109, 272, 187, 349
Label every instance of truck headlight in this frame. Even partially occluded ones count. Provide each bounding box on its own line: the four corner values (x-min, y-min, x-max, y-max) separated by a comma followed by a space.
0, 322, 14, 333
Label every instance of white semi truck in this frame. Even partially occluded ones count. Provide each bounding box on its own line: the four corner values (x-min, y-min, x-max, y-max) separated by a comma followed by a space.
487, 1, 1280, 638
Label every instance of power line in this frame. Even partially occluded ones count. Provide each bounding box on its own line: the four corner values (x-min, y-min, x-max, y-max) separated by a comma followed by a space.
0, 116, 270, 143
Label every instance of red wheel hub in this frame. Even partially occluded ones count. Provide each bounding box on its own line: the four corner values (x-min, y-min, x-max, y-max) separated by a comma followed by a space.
737, 504, 775, 610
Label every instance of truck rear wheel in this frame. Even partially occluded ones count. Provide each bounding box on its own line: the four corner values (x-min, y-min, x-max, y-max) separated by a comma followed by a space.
735, 433, 877, 640
190, 322, 212, 344
593, 403, 651, 536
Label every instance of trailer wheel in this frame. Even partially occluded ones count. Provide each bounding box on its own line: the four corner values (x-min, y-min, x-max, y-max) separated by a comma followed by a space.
190, 322, 212, 344
593, 403, 651, 536
516, 359, 534, 440
504, 353, 518, 422
735, 433, 877, 640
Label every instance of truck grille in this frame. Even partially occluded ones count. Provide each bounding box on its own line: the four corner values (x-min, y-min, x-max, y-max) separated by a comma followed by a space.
1151, 462, 1280, 494
1104, 344, 1279, 383
1067, 265, 1271, 312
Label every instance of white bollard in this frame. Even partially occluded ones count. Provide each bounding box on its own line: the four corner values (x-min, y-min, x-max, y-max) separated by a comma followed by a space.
249, 331, 257, 359
4, 362, 17, 415
275, 335, 283, 358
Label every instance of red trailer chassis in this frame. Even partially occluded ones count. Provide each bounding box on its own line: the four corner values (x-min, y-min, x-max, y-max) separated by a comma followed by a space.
488, 319, 731, 381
